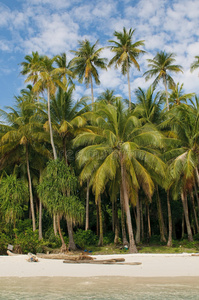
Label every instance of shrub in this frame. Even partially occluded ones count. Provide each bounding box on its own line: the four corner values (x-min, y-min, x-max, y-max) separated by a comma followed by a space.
74, 229, 98, 248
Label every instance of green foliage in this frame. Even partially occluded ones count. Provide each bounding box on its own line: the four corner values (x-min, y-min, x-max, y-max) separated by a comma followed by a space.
74, 229, 98, 248
38, 159, 85, 222
0, 233, 10, 255
0, 175, 28, 225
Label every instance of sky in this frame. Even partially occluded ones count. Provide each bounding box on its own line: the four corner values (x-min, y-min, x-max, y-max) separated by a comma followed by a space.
0, 0, 199, 109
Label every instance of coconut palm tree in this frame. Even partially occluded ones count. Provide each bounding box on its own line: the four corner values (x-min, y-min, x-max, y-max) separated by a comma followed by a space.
96, 89, 122, 105
0, 89, 50, 231
169, 83, 195, 107
74, 101, 165, 253
70, 40, 107, 109
144, 51, 183, 111
108, 27, 145, 110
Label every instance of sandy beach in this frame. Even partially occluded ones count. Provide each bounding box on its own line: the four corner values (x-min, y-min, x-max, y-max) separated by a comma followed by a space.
0, 253, 199, 278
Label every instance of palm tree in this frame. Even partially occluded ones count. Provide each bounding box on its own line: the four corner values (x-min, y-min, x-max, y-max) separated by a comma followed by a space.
0, 89, 50, 231
190, 56, 199, 73
96, 89, 122, 105
108, 27, 145, 110
25, 55, 66, 160
70, 39, 107, 109
144, 51, 183, 111
74, 101, 165, 252
169, 83, 195, 106
134, 85, 165, 124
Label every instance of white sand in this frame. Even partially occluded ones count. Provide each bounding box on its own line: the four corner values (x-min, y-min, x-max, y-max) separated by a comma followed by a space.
0, 253, 199, 278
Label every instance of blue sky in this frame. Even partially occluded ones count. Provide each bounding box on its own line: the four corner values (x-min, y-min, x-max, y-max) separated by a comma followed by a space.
0, 0, 199, 109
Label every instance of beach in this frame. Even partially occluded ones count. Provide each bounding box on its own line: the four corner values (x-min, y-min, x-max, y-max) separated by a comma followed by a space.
0, 253, 199, 278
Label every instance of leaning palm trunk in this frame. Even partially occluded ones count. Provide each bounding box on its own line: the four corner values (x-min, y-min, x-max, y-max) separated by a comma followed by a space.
66, 217, 76, 250
57, 215, 67, 251
126, 62, 131, 110
114, 201, 120, 244
167, 190, 172, 247
181, 191, 193, 242
146, 202, 151, 239
121, 157, 137, 253
53, 215, 57, 236
98, 195, 103, 246
47, 87, 57, 160
26, 144, 36, 231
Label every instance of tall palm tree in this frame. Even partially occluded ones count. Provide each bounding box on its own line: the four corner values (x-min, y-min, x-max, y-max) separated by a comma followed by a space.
144, 51, 183, 111
108, 27, 145, 110
74, 101, 165, 252
70, 40, 107, 110
0, 89, 50, 231
25, 55, 66, 160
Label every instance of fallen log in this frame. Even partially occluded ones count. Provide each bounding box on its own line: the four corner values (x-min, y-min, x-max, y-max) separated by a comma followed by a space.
63, 260, 141, 265
36, 253, 94, 260
191, 253, 199, 256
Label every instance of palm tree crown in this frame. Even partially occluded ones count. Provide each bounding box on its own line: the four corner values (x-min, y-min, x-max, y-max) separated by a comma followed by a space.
70, 40, 107, 109
108, 27, 145, 110
144, 51, 183, 111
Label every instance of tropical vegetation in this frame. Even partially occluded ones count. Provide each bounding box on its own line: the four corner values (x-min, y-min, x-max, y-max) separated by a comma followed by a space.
0, 27, 199, 255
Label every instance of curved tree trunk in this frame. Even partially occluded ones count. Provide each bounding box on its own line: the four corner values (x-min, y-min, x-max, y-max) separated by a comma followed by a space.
126, 62, 131, 110
26, 144, 36, 231
193, 178, 199, 215
147, 202, 151, 239
167, 190, 172, 247
85, 180, 90, 231
57, 214, 67, 251
98, 195, 103, 246
181, 191, 193, 241
47, 87, 57, 160
163, 75, 169, 111
121, 157, 137, 253
120, 185, 128, 246
140, 198, 144, 241
114, 200, 120, 244
53, 214, 57, 236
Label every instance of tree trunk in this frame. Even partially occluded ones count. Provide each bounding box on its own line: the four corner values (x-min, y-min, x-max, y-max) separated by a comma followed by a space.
181, 212, 185, 239
120, 184, 129, 246
163, 74, 169, 111
135, 198, 141, 244
194, 178, 199, 215
156, 186, 166, 242
146, 202, 151, 239
126, 61, 131, 110
85, 180, 90, 231
39, 199, 42, 240
181, 191, 193, 241
90, 76, 94, 111
57, 215, 67, 251
121, 157, 137, 253
26, 144, 36, 231
140, 198, 144, 241
53, 214, 57, 236
112, 199, 115, 232
98, 195, 103, 246
191, 190, 199, 233
114, 200, 120, 244
167, 190, 172, 247
66, 217, 76, 251
47, 87, 57, 160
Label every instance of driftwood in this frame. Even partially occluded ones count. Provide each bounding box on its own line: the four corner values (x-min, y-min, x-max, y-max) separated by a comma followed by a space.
36, 253, 94, 260
63, 259, 141, 265
191, 253, 199, 256
7, 250, 17, 256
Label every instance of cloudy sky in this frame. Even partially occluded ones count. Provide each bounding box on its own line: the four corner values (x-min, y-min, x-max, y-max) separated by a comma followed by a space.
0, 0, 198, 108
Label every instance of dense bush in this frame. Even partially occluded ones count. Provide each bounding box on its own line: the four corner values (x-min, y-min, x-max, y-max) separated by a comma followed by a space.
74, 229, 98, 248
